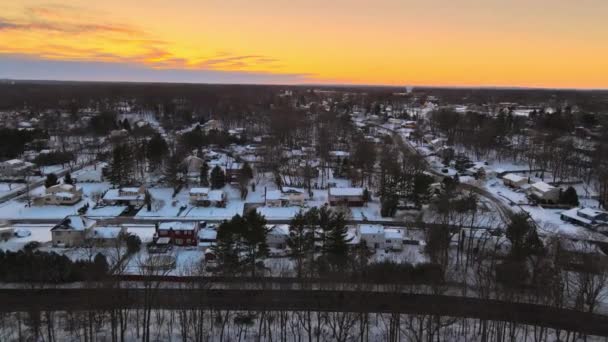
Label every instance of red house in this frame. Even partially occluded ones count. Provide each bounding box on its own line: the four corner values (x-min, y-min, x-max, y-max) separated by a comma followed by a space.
156, 222, 198, 246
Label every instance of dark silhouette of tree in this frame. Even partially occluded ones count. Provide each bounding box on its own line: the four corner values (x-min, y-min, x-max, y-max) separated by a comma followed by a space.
44, 173, 59, 188
287, 210, 314, 278
199, 162, 210, 187
560, 186, 579, 206
146, 133, 168, 173
210, 165, 226, 189
63, 172, 74, 185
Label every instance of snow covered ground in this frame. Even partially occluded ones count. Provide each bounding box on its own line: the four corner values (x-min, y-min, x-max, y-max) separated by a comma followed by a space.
0, 224, 53, 251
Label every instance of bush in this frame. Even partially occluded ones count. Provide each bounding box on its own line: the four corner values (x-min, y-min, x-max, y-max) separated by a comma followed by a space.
126, 234, 142, 254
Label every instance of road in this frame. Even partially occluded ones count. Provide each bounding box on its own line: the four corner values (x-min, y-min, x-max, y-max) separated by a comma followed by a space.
377, 123, 516, 222
1, 287, 607, 336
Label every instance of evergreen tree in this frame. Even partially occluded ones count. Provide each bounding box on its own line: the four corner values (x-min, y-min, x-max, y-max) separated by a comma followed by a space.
287, 211, 314, 278
324, 212, 350, 266
560, 186, 579, 206
214, 217, 241, 273
122, 118, 131, 131
164, 153, 183, 190
199, 162, 210, 187
144, 190, 152, 211
210, 165, 226, 189
63, 172, 74, 185
44, 173, 59, 188
241, 210, 269, 277
238, 162, 253, 199
109, 144, 134, 186
146, 133, 168, 172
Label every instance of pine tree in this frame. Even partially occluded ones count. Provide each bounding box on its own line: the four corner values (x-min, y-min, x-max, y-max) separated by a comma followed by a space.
210, 165, 226, 189
109, 144, 134, 186
287, 211, 314, 278
146, 133, 168, 173
200, 162, 210, 187
241, 210, 268, 277
164, 153, 183, 190
64, 172, 74, 185
44, 173, 59, 188
324, 212, 350, 266
214, 217, 241, 273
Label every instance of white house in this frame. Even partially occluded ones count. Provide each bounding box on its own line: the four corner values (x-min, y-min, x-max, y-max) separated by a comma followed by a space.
561, 207, 608, 229
384, 229, 404, 251
358, 224, 385, 249
0, 159, 34, 177
51, 215, 97, 247
527, 181, 560, 203
35, 183, 83, 205
189, 188, 227, 207
266, 224, 290, 249
265, 187, 306, 207
89, 226, 127, 246
198, 228, 218, 248
328, 187, 365, 207
103, 186, 147, 206
502, 173, 527, 188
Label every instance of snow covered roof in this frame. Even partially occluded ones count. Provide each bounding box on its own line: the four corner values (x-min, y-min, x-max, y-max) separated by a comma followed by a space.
531, 181, 556, 193
329, 151, 350, 157
578, 207, 606, 219
54, 192, 75, 198
561, 208, 592, 225
359, 224, 384, 235
190, 187, 210, 195
158, 221, 196, 231
198, 228, 217, 240
329, 187, 364, 197
3, 159, 23, 165
121, 187, 141, 193
266, 190, 282, 201
267, 224, 289, 236
384, 229, 403, 240
52, 215, 96, 231
503, 173, 526, 183
92, 226, 123, 239
104, 189, 143, 201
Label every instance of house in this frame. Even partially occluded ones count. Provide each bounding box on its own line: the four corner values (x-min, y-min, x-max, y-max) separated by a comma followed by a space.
189, 188, 227, 207
156, 221, 198, 246
0, 159, 34, 177
51, 215, 96, 247
266, 224, 289, 249
384, 229, 403, 251
328, 187, 365, 207
358, 224, 385, 249
103, 186, 147, 206
198, 228, 217, 248
502, 173, 527, 188
35, 183, 83, 205
225, 162, 243, 184
182, 155, 206, 180
527, 181, 560, 203
202, 119, 222, 133
265, 187, 307, 207
89, 226, 127, 246
561, 207, 608, 229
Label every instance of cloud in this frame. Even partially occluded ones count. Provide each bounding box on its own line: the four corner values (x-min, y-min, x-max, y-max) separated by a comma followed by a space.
0, 4, 301, 78
0, 54, 316, 84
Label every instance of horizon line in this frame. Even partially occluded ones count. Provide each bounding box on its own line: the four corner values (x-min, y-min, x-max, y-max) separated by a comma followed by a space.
2, 78, 608, 92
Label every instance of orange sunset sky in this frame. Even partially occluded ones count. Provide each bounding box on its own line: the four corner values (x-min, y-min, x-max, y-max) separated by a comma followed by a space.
1, 0, 607, 88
